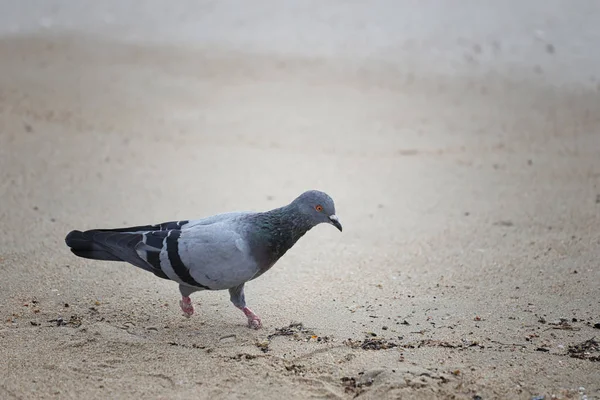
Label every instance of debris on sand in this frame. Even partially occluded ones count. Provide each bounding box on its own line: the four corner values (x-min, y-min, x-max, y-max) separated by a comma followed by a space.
231, 353, 259, 361
257, 322, 332, 353
344, 337, 398, 350
267, 322, 332, 343
219, 334, 236, 343
340, 375, 372, 396
49, 315, 82, 327
255, 340, 270, 353
284, 364, 306, 375
405, 339, 484, 350
567, 337, 599, 362
268, 322, 313, 339
547, 318, 580, 331
341, 376, 361, 394
340, 370, 383, 397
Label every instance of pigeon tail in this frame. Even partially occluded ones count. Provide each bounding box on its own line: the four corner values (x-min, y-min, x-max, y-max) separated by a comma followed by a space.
65, 230, 123, 261
65, 229, 157, 276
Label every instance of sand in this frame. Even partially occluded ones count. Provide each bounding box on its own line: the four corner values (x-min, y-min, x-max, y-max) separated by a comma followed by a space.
0, 26, 599, 400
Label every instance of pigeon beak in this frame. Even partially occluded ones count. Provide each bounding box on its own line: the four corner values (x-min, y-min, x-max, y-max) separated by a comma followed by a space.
328, 215, 343, 232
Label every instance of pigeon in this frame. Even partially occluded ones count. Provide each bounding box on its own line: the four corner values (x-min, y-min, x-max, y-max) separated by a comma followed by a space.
65, 190, 342, 329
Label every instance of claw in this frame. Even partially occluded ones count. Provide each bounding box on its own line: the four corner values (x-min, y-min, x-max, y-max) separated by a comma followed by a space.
248, 316, 262, 330
241, 307, 262, 329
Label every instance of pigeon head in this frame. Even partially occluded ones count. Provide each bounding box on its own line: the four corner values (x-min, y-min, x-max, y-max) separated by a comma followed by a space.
291, 190, 342, 232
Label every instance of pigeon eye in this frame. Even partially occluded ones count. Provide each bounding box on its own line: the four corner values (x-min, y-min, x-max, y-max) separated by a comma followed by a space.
315, 205, 323, 212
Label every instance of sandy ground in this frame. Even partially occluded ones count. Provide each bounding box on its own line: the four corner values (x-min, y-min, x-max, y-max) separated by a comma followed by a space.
0, 32, 599, 400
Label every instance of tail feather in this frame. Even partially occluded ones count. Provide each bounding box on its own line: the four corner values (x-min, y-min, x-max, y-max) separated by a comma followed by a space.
65, 229, 150, 271
65, 227, 173, 281
66, 230, 123, 261
65, 230, 98, 250
71, 249, 123, 261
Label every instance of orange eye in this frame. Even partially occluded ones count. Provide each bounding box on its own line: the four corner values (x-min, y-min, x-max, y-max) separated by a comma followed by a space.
315, 205, 323, 212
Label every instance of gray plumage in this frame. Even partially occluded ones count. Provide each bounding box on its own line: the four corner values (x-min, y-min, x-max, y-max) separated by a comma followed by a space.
65, 190, 342, 328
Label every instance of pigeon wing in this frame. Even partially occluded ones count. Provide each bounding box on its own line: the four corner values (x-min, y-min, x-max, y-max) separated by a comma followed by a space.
134, 221, 259, 290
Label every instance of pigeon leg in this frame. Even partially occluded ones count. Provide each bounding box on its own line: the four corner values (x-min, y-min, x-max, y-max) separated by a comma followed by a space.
229, 284, 262, 329
179, 284, 198, 318
180, 296, 194, 317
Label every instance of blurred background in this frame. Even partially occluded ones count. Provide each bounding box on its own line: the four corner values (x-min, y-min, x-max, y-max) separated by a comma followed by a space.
2, 0, 600, 84
2, 0, 598, 248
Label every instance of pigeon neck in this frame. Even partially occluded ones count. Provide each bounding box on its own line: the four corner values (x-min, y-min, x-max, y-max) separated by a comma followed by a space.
253, 203, 314, 266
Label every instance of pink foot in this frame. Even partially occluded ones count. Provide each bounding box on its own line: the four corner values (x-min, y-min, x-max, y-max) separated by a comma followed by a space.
179, 296, 194, 317
241, 307, 262, 329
